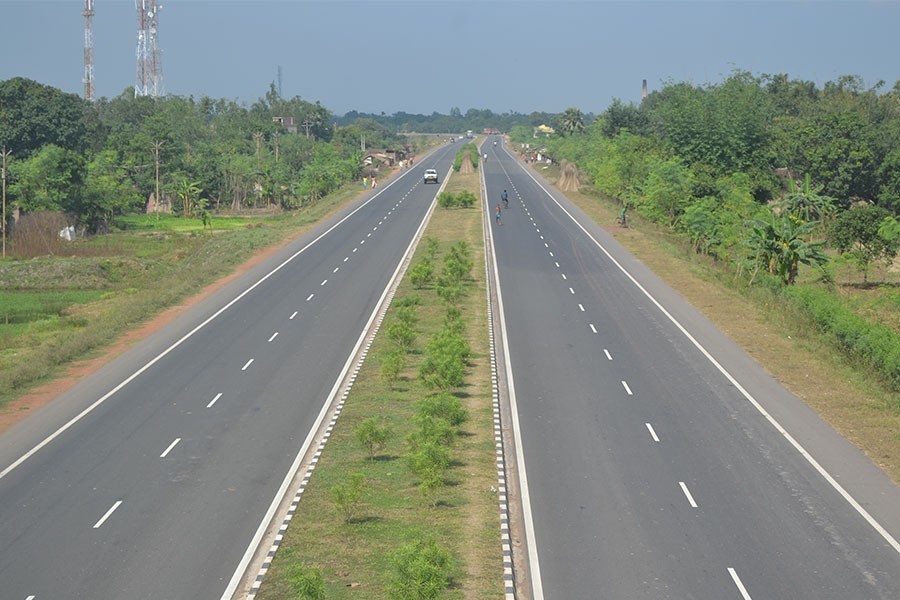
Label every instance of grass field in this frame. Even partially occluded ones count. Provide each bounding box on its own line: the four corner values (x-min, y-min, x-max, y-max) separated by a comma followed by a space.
256, 170, 504, 599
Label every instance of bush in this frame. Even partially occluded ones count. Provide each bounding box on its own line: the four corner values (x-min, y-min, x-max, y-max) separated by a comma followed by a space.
438, 192, 457, 208
456, 190, 477, 208
783, 285, 900, 391
386, 320, 416, 350
330, 473, 366, 524
356, 417, 393, 459
409, 259, 434, 289
381, 350, 405, 387
385, 539, 455, 599
287, 564, 326, 600
418, 393, 469, 428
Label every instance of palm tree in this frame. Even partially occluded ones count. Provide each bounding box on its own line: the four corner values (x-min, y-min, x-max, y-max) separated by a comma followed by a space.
560, 107, 585, 136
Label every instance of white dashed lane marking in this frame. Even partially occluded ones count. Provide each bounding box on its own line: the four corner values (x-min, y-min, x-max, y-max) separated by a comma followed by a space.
344, 257, 349, 262
207, 393, 222, 408
160, 438, 181, 458
569, 287, 575, 294
679, 481, 698, 508
268, 332, 279, 342
93, 500, 123, 529
320, 279, 327, 286
604, 349, 612, 360
646, 423, 660, 442
622, 380, 632, 395
561, 273, 567, 280
333, 267, 339, 273
306, 294, 314, 302
589, 324, 597, 334
289, 311, 298, 320
241, 359, 254, 371
578, 304, 585, 312
728, 568, 753, 599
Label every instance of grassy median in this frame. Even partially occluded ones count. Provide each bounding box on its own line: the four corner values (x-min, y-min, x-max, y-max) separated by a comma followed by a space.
256, 170, 503, 599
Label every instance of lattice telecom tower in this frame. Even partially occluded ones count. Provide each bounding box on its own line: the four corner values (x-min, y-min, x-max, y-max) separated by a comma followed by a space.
135, 0, 163, 98
82, 0, 95, 101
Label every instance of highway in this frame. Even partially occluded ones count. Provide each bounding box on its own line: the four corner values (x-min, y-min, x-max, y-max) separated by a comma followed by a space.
0, 146, 455, 599
482, 138, 900, 599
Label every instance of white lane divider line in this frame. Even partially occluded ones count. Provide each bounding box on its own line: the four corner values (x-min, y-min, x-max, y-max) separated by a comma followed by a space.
540, 235, 545, 240
728, 568, 752, 599
344, 256, 349, 262
360, 239, 365, 245
589, 324, 597, 334
555, 262, 560, 268
544, 243, 549, 248
26, 595, 36, 600
569, 287, 575, 294
333, 267, 339, 273
320, 279, 328, 286
679, 481, 698, 508
549, 251, 554, 257
207, 393, 223, 408
353, 247, 358, 253
289, 311, 298, 320
306, 294, 314, 302
578, 304, 585, 312
93, 500, 123, 529
160, 437, 181, 458
622, 380, 632, 395
367, 232, 372, 237
604, 349, 612, 360
561, 273, 567, 280
646, 423, 660, 442
241, 359, 254, 371
373, 226, 378, 231
268, 332, 279, 342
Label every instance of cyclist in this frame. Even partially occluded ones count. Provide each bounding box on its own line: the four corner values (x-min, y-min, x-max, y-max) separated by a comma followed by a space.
501, 189, 508, 208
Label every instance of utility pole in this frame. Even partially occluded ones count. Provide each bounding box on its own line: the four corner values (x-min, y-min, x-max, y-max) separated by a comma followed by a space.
272, 132, 280, 163
152, 140, 163, 219
83, 0, 95, 101
1, 146, 10, 258
301, 119, 313, 139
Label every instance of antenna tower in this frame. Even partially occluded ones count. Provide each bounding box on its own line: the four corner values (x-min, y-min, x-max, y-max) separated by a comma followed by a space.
135, 0, 163, 97
82, 0, 95, 101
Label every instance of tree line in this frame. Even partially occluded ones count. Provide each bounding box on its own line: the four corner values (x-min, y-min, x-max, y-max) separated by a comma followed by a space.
0, 78, 405, 232
539, 72, 900, 285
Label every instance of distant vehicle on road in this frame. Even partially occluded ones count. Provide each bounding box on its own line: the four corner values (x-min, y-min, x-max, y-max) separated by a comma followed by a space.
423, 169, 439, 184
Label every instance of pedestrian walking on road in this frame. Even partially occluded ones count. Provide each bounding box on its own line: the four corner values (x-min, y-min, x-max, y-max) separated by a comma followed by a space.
501, 189, 508, 208
363, 176, 368, 189
372, 176, 377, 188
495, 204, 502, 225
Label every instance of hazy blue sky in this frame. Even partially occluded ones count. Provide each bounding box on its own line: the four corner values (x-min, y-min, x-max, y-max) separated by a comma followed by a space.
1, 0, 898, 115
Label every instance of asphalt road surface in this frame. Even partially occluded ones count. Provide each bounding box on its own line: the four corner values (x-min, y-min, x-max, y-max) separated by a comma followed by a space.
483, 137, 900, 599
0, 147, 455, 599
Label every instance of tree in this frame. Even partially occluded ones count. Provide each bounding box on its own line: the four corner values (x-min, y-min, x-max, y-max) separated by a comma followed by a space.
8, 144, 85, 213
176, 179, 202, 218
78, 149, 141, 230
0, 77, 87, 158
746, 215, 828, 285
560, 107, 585, 136
827, 204, 897, 282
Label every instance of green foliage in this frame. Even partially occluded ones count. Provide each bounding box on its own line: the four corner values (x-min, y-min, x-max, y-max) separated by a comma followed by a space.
417, 393, 469, 428
746, 215, 828, 285
783, 286, 900, 391
355, 417, 393, 459
827, 204, 897, 281
330, 473, 366, 524
287, 564, 327, 600
9, 144, 85, 212
409, 259, 434, 288
774, 173, 837, 224
437, 192, 457, 208
381, 350, 405, 388
560, 107, 586, 135
0, 77, 88, 158
385, 539, 455, 600
638, 157, 693, 226
386, 319, 416, 350
424, 237, 439, 260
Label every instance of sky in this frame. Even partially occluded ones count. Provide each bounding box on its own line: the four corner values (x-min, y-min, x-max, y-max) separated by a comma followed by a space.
1, 0, 898, 116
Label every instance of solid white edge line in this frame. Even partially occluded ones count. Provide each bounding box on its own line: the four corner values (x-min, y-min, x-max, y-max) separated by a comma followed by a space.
207, 393, 223, 408
219, 162, 448, 600
679, 481, 698, 508
160, 437, 181, 458
728, 567, 753, 600
646, 423, 660, 442
93, 500, 122, 529
484, 155, 545, 599
0, 176, 404, 481
241, 359, 254, 371
517, 158, 900, 556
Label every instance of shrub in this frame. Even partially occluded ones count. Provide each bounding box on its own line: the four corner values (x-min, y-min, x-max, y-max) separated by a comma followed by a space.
386, 320, 416, 350
287, 564, 326, 600
356, 417, 393, 459
419, 346, 465, 390
381, 350, 405, 387
393, 294, 422, 308
409, 259, 434, 289
330, 473, 366, 524
456, 190, 477, 208
385, 539, 455, 599
424, 237, 439, 260
437, 192, 457, 208
418, 393, 469, 428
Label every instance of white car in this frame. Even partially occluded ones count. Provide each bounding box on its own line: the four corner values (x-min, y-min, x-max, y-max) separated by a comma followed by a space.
423, 169, 439, 184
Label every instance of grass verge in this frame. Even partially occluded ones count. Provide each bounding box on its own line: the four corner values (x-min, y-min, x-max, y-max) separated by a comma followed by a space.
256, 170, 503, 599
532, 162, 900, 484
